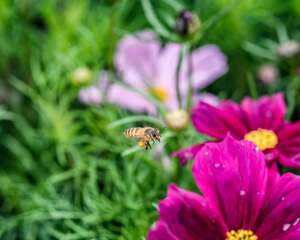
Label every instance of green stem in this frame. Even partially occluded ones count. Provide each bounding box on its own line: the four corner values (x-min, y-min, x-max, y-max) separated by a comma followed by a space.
246, 72, 258, 99
141, 0, 174, 39
108, 115, 165, 129
286, 77, 300, 120
175, 46, 185, 109
185, 44, 193, 111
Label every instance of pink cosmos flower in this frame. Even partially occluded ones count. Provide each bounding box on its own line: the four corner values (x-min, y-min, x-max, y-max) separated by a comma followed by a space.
106, 31, 227, 114
174, 93, 300, 168
148, 136, 300, 240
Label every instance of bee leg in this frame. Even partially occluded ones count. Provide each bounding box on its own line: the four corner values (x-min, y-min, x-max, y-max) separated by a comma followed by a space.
147, 141, 152, 149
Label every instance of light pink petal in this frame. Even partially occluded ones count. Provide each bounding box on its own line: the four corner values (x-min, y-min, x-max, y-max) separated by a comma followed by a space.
78, 86, 102, 105
193, 136, 268, 230
115, 31, 160, 88
155, 43, 183, 111
193, 93, 220, 106
181, 45, 228, 90
107, 84, 156, 114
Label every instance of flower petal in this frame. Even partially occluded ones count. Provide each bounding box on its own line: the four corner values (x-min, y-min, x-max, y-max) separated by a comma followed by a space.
79, 86, 102, 105
193, 135, 268, 230
180, 45, 228, 89
241, 93, 286, 131
107, 84, 156, 114
192, 102, 248, 139
255, 173, 300, 239
115, 31, 160, 88
276, 122, 300, 167
172, 143, 206, 165
147, 222, 179, 240
148, 184, 226, 240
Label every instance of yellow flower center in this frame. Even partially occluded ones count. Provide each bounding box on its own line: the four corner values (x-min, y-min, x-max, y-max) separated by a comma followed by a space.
244, 128, 278, 151
148, 87, 169, 102
226, 230, 258, 240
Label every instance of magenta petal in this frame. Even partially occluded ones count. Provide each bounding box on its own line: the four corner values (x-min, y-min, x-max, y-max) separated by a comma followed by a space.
255, 173, 300, 239
276, 121, 300, 167
241, 93, 286, 131
172, 143, 206, 165
147, 222, 178, 240
107, 84, 156, 114
192, 102, 248, 139
150, 184, 226, 240
193, 136, 268, 230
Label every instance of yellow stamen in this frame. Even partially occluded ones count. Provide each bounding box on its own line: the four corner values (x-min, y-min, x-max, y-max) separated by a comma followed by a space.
226, 229, 258, 240
148, 87, 169, 102
244, 128, 278, 151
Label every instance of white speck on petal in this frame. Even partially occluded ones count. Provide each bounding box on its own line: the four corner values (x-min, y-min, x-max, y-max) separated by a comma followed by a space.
293, 218, 300, 226
214, 163, 221, 168
283, 223, 291, 232
240, 190, 246, 196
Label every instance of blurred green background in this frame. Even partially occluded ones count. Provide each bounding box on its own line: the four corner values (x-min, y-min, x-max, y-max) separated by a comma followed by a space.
0, 0, 300, 239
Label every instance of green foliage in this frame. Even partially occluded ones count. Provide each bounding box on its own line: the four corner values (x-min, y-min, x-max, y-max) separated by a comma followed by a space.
1, 0, 300, 239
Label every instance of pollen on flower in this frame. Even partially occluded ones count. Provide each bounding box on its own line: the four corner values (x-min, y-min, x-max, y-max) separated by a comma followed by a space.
226, 229, 258, 240
244, 128, 278, 151
148, 87, 169, 102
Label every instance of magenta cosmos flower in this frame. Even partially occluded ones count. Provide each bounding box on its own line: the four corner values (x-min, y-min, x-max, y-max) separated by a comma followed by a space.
105, 31, 227, 114
174, 93, 300, 168
148, 136, 300, 240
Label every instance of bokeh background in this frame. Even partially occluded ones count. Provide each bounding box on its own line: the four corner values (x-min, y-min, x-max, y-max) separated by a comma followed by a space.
1, 0, 300, 239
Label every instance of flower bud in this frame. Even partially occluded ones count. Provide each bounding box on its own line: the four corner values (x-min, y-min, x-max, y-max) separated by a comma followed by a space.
175, 10, 201, 37
257, 64, 278, 85
71, 67, 92, 86
164, 109, 189, 131
277, 40, 300, 58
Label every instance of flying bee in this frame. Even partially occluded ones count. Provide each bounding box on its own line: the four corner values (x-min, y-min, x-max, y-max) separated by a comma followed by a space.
124, 127, 160, 150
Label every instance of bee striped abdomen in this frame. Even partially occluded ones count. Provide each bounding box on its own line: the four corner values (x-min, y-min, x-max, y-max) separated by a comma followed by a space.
124, 128, 143, 138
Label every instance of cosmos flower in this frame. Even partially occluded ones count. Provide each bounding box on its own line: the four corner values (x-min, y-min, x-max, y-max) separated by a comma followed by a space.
108, 31, 227, 114
174, 93, 300, 168
148, 136, 300, 240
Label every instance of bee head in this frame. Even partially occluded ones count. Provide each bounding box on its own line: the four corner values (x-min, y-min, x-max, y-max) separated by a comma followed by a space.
151, 128, 160, 142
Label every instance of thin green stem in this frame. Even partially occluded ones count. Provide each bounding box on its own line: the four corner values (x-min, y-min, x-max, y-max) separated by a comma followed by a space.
141, 0, 174, 39
246, 72, 258, 99
108, 115, 165, 129
185, 44, 193, 111
175, 46, 185, 109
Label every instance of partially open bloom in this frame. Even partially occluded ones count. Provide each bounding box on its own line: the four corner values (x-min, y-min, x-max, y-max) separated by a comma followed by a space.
257, 64, 278, 85
174, 93, 300, 168
148, 136, 300, 240
108, 31, 227, 114
175, 10, 201, 37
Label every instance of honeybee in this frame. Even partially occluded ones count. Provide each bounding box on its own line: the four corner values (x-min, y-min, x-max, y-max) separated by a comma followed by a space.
124, 127, 160, 150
